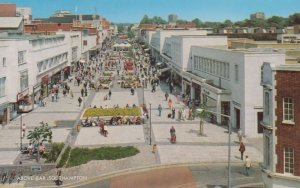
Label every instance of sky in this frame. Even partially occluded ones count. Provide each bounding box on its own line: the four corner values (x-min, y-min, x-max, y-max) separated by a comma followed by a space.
4, 0, 300, 23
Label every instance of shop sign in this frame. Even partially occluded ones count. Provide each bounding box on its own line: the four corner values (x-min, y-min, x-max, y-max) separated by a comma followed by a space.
17, 88, 29, 101
33, 83, 41, 94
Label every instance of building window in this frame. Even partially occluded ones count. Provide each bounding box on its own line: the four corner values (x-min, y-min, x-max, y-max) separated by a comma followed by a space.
284, 147, 294, 174
265, 92, 270, 115
2, 57, 6, 67
0, 77, 5, 97
235, 65, 239, 82
20, 71, 28, 91
18, 51, 26, 65
283, 97, 294, 122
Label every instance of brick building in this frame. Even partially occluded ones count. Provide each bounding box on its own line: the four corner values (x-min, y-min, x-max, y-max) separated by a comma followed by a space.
0, 3, 16, 17
261, 63, 300, 187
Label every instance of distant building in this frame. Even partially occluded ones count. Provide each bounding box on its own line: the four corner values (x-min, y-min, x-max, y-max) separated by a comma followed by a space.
261, 63, 300, 187
0, 3, 16, 17
250, 12, 265, 20
277, 34, 300, 44
168, 14, 178, 23
16, 6, 32, 24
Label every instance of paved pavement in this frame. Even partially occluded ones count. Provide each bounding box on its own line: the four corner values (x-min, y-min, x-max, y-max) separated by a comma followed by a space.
74, 126, 145, 146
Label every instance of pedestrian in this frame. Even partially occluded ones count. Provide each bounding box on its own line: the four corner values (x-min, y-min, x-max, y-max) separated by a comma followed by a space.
81, 88, 84, 97
244, 155, 251, 176
167, 98, 173, 109
188, 108, 193, 120
152, 144, 157, 153
165, 92, 169, 101
239, 142, 246, 160
84, 88, 88, 97
130, 87, 135, 95
158, 104, 162, 116
172, 107, 176, 119
51, 92, 55, 102
169, 84, 173, 93
178, 109, 182, 120
108, 90, 112, 100
69, 89, 74, 99
56, 167, 63, 185
78, 96, 82, 107
151, 84, 156, 93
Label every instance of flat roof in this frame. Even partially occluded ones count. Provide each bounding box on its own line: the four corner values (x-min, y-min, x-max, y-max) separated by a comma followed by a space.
0, 17, 22, 28
0, 33, 65, 40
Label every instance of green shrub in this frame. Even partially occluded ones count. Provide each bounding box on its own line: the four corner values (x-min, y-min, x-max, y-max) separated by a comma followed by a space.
66, 146, 139, 167
83, 107, 141, 117
57, 146, 71, 168
44, 142, 64, 163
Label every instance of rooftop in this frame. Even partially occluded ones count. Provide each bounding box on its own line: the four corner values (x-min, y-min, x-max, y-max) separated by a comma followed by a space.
0, 17, 22, 29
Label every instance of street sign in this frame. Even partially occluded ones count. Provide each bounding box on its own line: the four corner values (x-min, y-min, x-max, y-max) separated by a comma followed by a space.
31, 165, 42, 172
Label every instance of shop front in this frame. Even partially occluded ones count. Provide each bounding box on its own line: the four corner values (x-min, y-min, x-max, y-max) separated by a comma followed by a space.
0, 102, 17, 126
41, 75, 49, 97
32, 83, 41, 109
192, 81, 201, 106
17, 88, 33, 113
201, 85, 231, 126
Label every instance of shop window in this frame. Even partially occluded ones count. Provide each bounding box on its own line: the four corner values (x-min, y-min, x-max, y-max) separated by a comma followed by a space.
0, 77, 5, 97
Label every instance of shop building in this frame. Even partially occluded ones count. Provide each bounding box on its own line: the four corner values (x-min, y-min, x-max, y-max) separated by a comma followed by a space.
0, 31, 83, 124
161, 35, 227, 92
188, 47, 285, 137
149, 29, 207, 63
261, 64, 300, 187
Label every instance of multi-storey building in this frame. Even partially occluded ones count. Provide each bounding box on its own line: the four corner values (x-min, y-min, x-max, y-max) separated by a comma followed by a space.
150, 29, 207, 62
250, 12, 265, 20
261, 64, 300, 187
0, 31, 86, 125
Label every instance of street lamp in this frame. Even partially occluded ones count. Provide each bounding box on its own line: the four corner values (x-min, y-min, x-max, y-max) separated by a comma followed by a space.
196, 108, 232, 187
149, 103, 152, 145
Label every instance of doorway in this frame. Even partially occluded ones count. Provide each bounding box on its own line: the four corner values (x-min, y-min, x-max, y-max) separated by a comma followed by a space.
234, 108, 240, 129
257, 112, 263, 133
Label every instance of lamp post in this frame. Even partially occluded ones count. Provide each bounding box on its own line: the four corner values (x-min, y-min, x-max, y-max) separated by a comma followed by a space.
149, 103, 152, 145
197, 108, 232, 187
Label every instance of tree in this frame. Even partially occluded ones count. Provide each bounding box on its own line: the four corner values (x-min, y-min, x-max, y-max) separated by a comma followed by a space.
27, 121, 52, 162
223, 19, 233, 28
140, 14, 151, 24
267, 16, 287, 28
288, 13, 300, 25
117, 24, 125, 33
196, 104, 209, 136
176, 19, 188, 24
191, 18, 202, 28
127, 31, 135, 39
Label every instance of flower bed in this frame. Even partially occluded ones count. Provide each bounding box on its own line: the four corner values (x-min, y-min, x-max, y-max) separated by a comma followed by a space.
83, 107, 141, 117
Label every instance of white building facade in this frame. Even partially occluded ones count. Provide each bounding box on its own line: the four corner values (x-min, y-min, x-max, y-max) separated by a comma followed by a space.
0, 31, 88, 125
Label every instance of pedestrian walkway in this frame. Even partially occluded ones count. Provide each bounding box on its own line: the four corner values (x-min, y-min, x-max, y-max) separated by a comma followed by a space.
74, 126, 145, 146
157, 145, 262, 164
